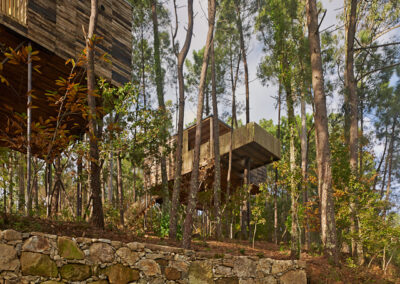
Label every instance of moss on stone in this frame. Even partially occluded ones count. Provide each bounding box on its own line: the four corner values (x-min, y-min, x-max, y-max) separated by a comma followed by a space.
57, 236, 84, 260
102, 264, 139, 284
21, 252, 58, 278
60, 263, 91, 281
188, 261, 213, 284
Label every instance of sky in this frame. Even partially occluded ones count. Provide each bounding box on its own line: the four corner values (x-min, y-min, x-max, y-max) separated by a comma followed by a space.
164, 0, 346, 127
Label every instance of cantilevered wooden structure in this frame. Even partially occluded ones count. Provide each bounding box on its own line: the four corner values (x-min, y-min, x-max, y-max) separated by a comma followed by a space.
0, 0, 132, 155
147, 116, 281, 204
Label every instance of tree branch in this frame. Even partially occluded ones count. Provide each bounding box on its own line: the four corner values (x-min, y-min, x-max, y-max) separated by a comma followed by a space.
357, 61, 400, 81
354, 41, 400, 51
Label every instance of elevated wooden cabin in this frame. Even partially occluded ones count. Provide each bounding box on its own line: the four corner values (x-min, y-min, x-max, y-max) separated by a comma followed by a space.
147, 116, 281, 204
0, 0, 132, 154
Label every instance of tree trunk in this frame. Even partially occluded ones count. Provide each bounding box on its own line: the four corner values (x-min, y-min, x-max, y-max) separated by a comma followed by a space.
234, 0, 249, 124
87, 0, 104, 228
286, 81, 299, 260
108, 149, 113, 204
46, 162, 52, 217
306, 0, 339, 264
51, 158, 61, 216
274, 83, 282, 245
77, 154, 83, 218
344, 0, 359, 260
169, 0, 194, 240
374, 126, 388, 192
211, 40, 222, 240
8, 154, 14, 214
182, 0, 216, 249
301, 93, 311, 251
26, 42, 32, 216
117, 152, 124, 225
151, 0, 169, 212
383, 117, 396, 215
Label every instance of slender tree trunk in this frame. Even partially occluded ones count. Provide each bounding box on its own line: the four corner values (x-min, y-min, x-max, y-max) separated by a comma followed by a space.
51, 158, 61, 216
33, 160, 39, 211
87, 0, 104, 228
169, 0, 194, 240
374, 126, 388, 192
77, 154, 83, 218
344, 0, 360, 260
306, 0, 339, 264
211, 40, 222, 240
8, 154, 14, 214
108, 148, 113, 205
235, 1, 251, 238
274, 83, 281, 245
301, 93, 311, 251
234, 0, 249, 124
46, 162, 52, 217
18, 153, 25, 213
151, 0, 169, 212
182, 0, 216, 249
286, 81, 299, 259
383, 118, 396, 216
117, 152, 124, 225
26, 42, 32, 216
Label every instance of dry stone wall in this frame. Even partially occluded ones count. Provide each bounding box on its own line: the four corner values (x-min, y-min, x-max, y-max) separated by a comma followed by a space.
0, 229, 307, 284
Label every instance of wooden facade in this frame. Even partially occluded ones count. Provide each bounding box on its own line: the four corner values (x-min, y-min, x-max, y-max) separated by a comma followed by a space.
0, 0, 132, 86
0, 0, 132, 154
146, 117, 281, 204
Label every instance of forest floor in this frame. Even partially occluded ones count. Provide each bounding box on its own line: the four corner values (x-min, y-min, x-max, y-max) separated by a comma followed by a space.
0, 214, 399, 284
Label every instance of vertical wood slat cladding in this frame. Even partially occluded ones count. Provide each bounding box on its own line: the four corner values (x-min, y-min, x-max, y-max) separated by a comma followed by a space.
0, 0, 132, 86
0, 0, 27, 24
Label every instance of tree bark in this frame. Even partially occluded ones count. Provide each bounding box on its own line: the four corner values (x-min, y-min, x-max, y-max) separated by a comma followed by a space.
344, 0, 359, 260
108, 148, 113, 204
151, 0, 169, 212
87, 0, 104, 228
77, 154, 83, 218
182, 0, 216, 249
8, 154, 14, 214
27, 42, 32, 216
18, 153, 25, 213
286, 79, 299, 259
273, 83, 282, 245
234, 0, 249, 124
117, 152, 124, 225
306, 0, 339, 264
211, 40, 222, 240
301, 93, 311, 251
169, 0, 194, 240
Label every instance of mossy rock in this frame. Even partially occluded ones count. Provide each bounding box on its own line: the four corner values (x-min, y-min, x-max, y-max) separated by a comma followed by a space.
21, 252, 58, 277
41, 281, 64, 284
101, 264, 139, 284
60, 263, 91, 281
89, 281, 109, 284
57, 236, 84, 260
188, 261, 213, 284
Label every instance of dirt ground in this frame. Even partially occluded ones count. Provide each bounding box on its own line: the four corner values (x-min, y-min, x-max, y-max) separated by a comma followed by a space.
1, 214, 398, 283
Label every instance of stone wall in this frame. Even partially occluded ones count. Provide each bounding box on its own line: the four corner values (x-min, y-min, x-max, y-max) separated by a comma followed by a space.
0, 229, 307, 284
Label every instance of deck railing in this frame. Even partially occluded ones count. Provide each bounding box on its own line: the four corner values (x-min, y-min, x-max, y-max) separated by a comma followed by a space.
0, 0, 27, 25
